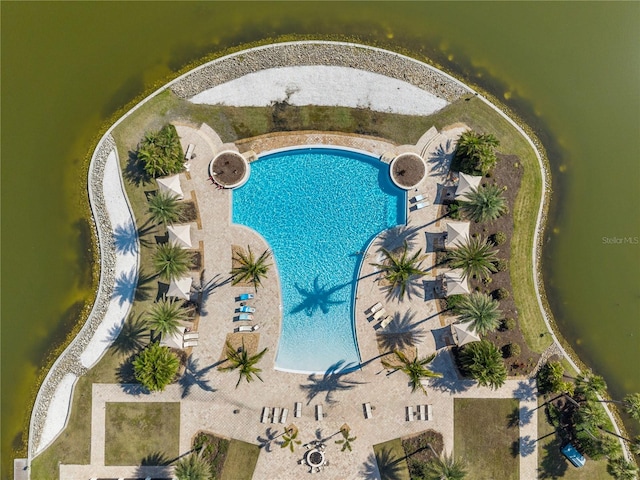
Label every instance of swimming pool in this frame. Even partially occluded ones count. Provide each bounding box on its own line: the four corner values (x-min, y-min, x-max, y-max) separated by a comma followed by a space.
232, 147, 406, 373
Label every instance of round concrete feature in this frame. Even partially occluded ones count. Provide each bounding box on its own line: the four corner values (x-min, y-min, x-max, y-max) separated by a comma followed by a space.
389, 152, 426, 190
209, 150, 250, 189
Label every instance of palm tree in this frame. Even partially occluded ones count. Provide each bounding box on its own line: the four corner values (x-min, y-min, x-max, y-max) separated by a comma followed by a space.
447, 236, 498, 280
574, 401, 608, 431
138, 125, 184, 177
382, 350, 442, 395
220, 340, 268, 388
459, 184, 507, 223
230, 246, 272, 292
174, 452, 212, 480
423, 453, 467, 480
147, 297, 189, 340
148, 191, 183, 226
575, 372, 607, 400
280, 426, 301, 452
458, 340, 507, 390
624, 393, 640, 421
370, 241, 427, 300
133, 342, 180, 392
455, 130, 500, 175
335, 424, 357, 452
455, 292, 502, 335
153, 242, 194, 282
607, 457, 638, 480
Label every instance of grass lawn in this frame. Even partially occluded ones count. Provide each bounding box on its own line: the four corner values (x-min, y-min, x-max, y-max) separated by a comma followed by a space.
454, 398, 520, 480
537, 398, 611, 480
219, 439, 261, 480
372, 438, 411, 480
105, 402, 179, 465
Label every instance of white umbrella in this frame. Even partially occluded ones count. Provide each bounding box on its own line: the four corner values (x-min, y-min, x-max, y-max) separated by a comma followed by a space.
160, 326, 186, 349
444, 269, 470, 296
167, 276, 192, 300
156, 174, 184, 200
451, 320, 481, 346
445, 221, 470, 249
455, 172, 482, 199
167, 224, 192, 249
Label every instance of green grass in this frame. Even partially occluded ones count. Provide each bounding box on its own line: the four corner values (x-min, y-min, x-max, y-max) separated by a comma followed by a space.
372, 438, 411, 480
537, 398, 611, 479
454, 398, 520, 480
219, 439, 261, 480
104, 402, 179, 465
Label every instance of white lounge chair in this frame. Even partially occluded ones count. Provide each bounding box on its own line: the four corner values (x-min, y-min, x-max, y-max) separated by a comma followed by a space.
427, 404, 433, 421
413, 193, 427, 202
364, 402, 373, 419
238, 313, 253, 321
406, 405, 415, 422
418, 404, 426, 421
272, 407, 280, 424
261, 407, 270, 423
367, 302, 382, 314
280, 408, 289, 424
183, 339, 198, 348
295, 402, 302, 418
185, 143, 195, 160
239, 305, 256, 313
236, 325, 260, 333
316, 404, 323, 421
183, 332, 199, 340
372, 308, 386, 320
415, 202, 429, 210
378, 315, 393, 330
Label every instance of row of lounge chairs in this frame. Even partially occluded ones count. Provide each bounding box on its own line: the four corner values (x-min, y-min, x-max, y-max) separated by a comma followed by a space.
411, 192, 430, 210
235, 293, 260, 331
366, 302, 393, 330
406, 404, 433, 422
260, 402, 318, 423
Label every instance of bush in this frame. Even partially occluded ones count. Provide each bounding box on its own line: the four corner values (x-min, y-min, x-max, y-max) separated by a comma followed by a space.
504, 343, 521, 358
494, 287, 510, 300
448, 201, 461, 220
494, 258, 508, 272
502, 318, 516, 331
537, 361, 566, 395
133, 343, 180, 392
138, 124, 185, 177
491, 231, 507, 246
446, 294, 466, 311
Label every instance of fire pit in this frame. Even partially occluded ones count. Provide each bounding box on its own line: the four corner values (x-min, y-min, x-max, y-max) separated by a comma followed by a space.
305, 448, 325, 468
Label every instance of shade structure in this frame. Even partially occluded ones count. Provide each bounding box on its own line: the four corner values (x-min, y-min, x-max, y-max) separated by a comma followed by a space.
455, 172, 482, 199
445, 221, 470, 249
443, 269, 470, 296
156, 174, 184, 200
167, 224, 192, 249
451, 320, 481, 346
167, 276, 192, 300
160, 326, 186, 349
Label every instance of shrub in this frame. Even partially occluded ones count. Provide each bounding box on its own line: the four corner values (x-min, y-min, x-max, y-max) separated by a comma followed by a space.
504, 343, 521, 358
138, 124, 184, 177
133, 343, 180, 392
494, 287, 510, 300
448, 202, 461, 220
446, 294, 466, 311
491, 231, 507, 246
494, 258, 508, 272
502, 318, 516, 331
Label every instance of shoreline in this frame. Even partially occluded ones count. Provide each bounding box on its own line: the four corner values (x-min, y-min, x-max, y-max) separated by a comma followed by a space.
25, 40, 630, 472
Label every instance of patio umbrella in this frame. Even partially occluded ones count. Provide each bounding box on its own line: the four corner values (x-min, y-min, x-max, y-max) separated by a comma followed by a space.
455, 172, 482, 199
167, 276, 192, 300
156, 174, 184, 200
445, 221, 470, 249
451, 320, 481, 346
444, 269, 470, 296
167, 224, 192, 249
160, 326, 186, 349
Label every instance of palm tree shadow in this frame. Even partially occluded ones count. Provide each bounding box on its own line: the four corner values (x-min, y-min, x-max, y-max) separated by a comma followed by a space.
427, 140, 456, 177
513, 380, 537, 401
291, 276, 346, 316
361, 447, 407, 480
123, 149, 152, 187
108, 312, 149, 356
257, 427, 280, 452
382, 277, 425, 303
179, 354, 216, 398
300, 360, 364, 405
191, 270, 225, 316
140, 451, 170, 466
376, 224, 422, 252
377, 310, 426, 351
428, 351, 474, 394
113, 220, 139, 255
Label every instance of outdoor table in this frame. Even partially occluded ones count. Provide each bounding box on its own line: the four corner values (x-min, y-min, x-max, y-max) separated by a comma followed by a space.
305, 448, 326, 469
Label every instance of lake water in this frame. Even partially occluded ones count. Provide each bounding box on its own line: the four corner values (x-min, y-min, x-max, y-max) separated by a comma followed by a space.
1, 2, 638, 477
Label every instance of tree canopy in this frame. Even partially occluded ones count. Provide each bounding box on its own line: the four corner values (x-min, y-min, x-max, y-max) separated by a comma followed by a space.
133, 342, 180, 392
138, 124, 184, 178
455, 130, 500, 175
458, 340, 507, 390
370, 241, 427, 300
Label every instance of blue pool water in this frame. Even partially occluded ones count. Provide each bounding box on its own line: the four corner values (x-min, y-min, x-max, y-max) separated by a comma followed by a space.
232, 148, 406, 373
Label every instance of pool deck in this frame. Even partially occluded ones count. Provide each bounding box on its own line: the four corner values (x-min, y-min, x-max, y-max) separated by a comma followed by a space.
58, 125, 539, 479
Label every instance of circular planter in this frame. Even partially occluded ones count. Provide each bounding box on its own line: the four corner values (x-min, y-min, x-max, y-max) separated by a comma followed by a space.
208, 150, 250, 189
389, 152, 427, 190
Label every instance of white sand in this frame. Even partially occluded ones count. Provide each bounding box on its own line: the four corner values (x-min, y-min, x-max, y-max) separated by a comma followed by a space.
190, 66, 448, 116
36, 373, 77, 455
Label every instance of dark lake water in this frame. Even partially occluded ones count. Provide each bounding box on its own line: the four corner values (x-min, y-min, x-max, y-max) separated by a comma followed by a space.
1, 2, 638, 477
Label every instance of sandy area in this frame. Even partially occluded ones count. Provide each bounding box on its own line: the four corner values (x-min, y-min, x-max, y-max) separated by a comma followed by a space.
190, 66, 449, 116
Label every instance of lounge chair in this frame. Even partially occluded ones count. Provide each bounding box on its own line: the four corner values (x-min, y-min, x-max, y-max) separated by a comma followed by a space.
364, 402, 373, 419
427, 404, 433, 421
239, 305, 256, 313
378, 315, 393, 330
183, 332, 199, 340
185, 143, 195, 160
280, 408, 288, 424
418, 404, 426, 421
295, 402, 302, 418
367, 302, 382, 314
316, 404, 323, 421
415, 202, 429, 210
239, 293, 254, 301
372, 308, 386, 320
261, 407, 270, 423
406, 405, 415, 421
236, 324, 260, 333
413, 193, 427, 203
272, 407, 280, 424
237, 313, 253, 321
183, 339, 198, 348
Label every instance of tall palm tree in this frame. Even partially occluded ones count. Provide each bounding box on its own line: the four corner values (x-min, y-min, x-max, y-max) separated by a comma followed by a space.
148, 191, 183, 226
458, 340, 507, 390
220, 340, 268, 388
607, 457, 638, 480
133, 342, 180, 392
624, 393, 640, 421
382, 350, 442, 395
423, 453, 467, 480
147, 297, 189, 340
153, 242, 194, 282
455, 292, 502, 335
370, 241, 427, 300
455, 130, 500, 175
280, 426, 301, 453
335, 424, 357, 452
574, 401, 608, 431
575, 372, 607, 400
448, 236, 498, 280
230, 246, 272, 292
459, 184, 507, 223
174, 452, 212, 480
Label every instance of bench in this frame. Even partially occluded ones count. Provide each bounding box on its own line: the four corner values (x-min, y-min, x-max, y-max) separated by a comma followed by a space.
185, 143, 195, 160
